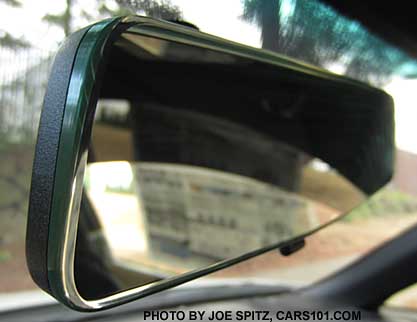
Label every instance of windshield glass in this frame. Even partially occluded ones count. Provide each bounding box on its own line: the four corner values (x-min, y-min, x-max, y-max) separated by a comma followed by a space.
1, 0, 417, 310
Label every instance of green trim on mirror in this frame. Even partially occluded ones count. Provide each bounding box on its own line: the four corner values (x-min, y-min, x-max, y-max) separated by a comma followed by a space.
40, 15, 394, 311
47, 17, 122, 308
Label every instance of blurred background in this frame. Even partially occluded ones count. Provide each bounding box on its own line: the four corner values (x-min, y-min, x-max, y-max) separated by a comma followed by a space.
2, 0, 417, 309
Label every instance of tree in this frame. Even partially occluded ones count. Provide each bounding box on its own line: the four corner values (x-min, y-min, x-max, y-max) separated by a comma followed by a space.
242, 0, 305, 192
42, 0, 73, 37
241, 0, 417, 191
42, 0, 182, 39
0, 0, 30, 49
114, 0, 182, 20
241, 0, 413, 87
242, 0, 281, 51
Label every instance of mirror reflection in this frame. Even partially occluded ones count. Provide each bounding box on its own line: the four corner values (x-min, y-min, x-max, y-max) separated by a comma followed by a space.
74, 29, 390, 300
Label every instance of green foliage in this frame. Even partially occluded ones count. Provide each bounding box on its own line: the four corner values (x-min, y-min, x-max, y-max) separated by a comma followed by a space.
343, 188, 417, 222
0, 31, 30, 49
115, 0, 182, 20
0, 142, 33, 219
98, 3, 133, 18
0, 0, 21, 7
42, 0, 73, 36
0, 0, 29, 49
0, 250, 11, 262
40, 0, 183, 39
42, 13, 67, 28
241, 0, 416, 86
242, 0, 278, 22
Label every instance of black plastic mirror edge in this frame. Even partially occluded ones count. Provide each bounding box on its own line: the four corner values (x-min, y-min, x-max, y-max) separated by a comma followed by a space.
26, 26, 92, 294
25, 15, 396, 312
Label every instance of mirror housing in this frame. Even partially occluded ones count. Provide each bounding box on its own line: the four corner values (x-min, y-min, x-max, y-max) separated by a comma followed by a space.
26, 16, 395, 311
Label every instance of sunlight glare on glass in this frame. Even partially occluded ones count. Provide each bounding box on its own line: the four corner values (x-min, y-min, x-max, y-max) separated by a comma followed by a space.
385, 77, 417, 155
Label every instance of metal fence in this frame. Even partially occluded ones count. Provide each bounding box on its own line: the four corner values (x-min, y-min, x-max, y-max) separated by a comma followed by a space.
0, 46, 55, 221
0, 46, 55, 143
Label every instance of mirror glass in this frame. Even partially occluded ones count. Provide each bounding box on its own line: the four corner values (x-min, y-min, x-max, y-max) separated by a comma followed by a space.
74, 27, 391, 300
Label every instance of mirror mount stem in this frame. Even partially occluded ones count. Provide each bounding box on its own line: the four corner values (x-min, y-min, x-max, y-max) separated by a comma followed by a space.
279, 238, 306, 256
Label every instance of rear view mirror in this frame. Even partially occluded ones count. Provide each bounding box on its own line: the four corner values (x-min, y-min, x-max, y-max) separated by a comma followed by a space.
26, 16, 395, 311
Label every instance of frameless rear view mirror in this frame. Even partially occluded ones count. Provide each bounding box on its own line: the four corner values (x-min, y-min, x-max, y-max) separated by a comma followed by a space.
26, 16, 395, 311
